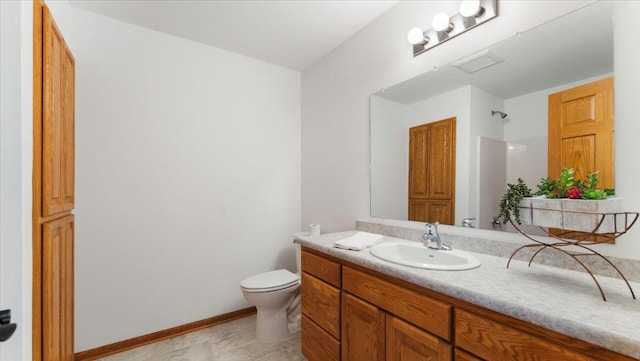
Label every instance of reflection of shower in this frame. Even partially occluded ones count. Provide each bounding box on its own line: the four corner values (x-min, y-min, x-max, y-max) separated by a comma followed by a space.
492, 110, 508, 118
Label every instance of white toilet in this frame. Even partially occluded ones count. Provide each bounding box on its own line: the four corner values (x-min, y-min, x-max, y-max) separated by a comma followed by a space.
240, 245, 301, 342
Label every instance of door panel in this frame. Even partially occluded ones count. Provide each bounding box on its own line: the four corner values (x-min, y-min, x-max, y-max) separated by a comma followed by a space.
549, 77, 613, 188
342, 293, 385, 361
43, 215, 74, 361
409, 125, 429, 199
427, 119, 455, 200
42, 6, 75, 217
386, 315, 451, 361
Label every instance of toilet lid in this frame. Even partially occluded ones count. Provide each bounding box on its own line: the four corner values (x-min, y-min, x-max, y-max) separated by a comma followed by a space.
240, 269, 300, 291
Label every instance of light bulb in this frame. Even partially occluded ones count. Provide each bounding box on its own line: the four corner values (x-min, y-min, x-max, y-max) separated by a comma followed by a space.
432, 12, 452, 32
407, 27, 425, 45
460, 0, 483, 18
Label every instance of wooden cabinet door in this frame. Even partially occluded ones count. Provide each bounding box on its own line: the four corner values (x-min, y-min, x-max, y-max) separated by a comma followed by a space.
426, 200, 452, 225
43, 214, 74, 361
342, 293, 385, 361
408, 199, 428, 222
42, 6, 75, 217
386, 315, 451, 361
427, 118, 456, 200
548, 77, 613, 188
409, 124, 429, 199
409, 118, 456, 224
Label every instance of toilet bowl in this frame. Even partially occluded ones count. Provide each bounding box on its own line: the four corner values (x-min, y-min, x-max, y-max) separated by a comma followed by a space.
241, 269, 301, 342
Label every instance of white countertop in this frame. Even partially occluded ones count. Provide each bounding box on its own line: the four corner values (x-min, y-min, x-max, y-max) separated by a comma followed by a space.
294, 231, 640, 359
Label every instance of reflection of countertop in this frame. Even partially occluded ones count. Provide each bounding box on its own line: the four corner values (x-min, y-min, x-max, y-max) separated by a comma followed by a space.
294, 231, 640, 359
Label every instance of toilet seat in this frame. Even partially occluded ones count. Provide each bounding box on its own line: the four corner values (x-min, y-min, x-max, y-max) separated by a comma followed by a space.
241, 269, 300, 293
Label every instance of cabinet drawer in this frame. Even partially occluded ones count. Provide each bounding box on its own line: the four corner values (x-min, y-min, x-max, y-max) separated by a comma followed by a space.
455, 309, 592, 361
301, 272, 341, 338
302, 315, 340, 361
302, 249, 341, 287
342, 266, 451, 341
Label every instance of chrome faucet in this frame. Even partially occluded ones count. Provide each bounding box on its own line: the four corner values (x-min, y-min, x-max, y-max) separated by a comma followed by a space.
462, 218, 475, 228
422, 222, 451, 250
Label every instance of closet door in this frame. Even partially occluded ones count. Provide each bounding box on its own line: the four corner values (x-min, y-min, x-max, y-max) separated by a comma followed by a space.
42, 215, 74, 361
42, 5, 75, 218
35, 4, 76, 360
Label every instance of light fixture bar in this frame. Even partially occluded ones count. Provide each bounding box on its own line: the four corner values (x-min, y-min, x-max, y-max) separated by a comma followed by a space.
411, 0, 498, 57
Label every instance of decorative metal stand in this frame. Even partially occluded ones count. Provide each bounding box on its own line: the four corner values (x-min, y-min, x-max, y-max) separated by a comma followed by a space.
507, 209, 639, 301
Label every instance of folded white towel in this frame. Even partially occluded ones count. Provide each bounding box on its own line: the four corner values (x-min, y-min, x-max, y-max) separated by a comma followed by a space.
334, 232, 383, 251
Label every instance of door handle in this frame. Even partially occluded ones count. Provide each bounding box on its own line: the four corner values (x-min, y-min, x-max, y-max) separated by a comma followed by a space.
0, 309, 17, 342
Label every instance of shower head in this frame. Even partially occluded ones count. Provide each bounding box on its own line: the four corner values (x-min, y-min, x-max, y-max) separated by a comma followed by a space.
492, 110, 508, 119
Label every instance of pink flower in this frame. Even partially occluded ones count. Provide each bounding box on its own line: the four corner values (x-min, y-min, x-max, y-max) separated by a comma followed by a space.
567, 188, 583, 199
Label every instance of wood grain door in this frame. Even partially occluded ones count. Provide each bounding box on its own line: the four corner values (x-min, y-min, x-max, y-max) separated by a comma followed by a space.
548, 77, 614, 188
386, 315, 451, 361
409, 124, 429, 199
43, 215, 74, 361
427, 118, 456, 200
342, 293, 385, 361
34, 2, 75, 360
408, 118, 456, 224
42, 3, 75, 218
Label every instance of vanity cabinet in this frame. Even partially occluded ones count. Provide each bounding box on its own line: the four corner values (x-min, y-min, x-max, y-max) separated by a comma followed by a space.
301, 249, 342, 361
300, 246, 636, 361
342, 266, 452, 361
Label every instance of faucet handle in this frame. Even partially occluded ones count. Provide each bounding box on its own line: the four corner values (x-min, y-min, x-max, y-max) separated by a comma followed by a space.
462, 218, 476, 228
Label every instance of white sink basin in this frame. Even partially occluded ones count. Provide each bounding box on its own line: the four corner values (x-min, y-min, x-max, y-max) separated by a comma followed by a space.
370, 242, 481, 271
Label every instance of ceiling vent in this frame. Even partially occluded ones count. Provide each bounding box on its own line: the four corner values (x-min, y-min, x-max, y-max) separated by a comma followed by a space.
453, 49, 504, 73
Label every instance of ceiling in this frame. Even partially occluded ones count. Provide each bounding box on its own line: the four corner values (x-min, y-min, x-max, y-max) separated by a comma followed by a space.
68, 0, 398, 71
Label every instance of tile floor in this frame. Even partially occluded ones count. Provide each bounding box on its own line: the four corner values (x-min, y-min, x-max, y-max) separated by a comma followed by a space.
97, 315, 305, 361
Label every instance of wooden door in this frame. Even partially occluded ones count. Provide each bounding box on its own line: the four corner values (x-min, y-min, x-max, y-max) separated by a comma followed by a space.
34, 2, 75, 360
427, 119, 455, 200
548, 77, 614, 188
386, 315, 451, 361
408, 118, 456, 224
342, 293, 385, 361
42, 4, 75, 218
43, 215, 74, 361
409, 124, 429, 199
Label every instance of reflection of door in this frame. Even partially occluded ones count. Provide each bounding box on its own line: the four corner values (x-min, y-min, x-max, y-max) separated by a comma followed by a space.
548, 77, 613, 240
548, 77, 614, 188
34, 1, 76, 360
408, 118, 456, 224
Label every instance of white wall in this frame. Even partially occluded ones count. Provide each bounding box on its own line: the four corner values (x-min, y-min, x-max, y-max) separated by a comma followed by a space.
370, 96, 408, 219
47, 2, 301, 352
612, 1, 640, 259
0, 1, 33, 360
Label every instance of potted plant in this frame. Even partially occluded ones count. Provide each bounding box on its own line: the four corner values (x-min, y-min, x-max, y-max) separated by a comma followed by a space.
509, 168, 621, 233
498, 178, 532, 225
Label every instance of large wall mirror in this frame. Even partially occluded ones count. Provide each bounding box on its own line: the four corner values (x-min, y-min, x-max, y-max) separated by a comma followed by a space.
370, 2, 613, 232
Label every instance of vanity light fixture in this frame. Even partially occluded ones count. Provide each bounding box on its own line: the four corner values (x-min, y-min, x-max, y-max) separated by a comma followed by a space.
408, 0, 498, 57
